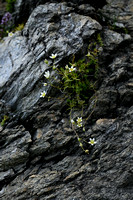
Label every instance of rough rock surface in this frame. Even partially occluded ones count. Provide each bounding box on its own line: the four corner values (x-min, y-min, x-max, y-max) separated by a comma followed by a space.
14, 0, 107, 24
0, 0, 133, 200
101, 0, 133, 35
0, 2, 102, 120
0, 125, 31, 172
0, 0, 6, 19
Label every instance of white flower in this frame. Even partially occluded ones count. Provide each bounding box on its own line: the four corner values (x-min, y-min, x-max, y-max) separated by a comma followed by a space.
69, 66, 76, 72
40, 91, 46, 98
86, 51, 91, 57
76, 117, 82, 127
43, 83, 47, 86
77, 123, 82, 127
8, 32, 14, 37
50, 53, 57, 59
44, 71, 50, 79
71, 119, 75, 124
88, 138, 97, 146
76, 117, 82, 124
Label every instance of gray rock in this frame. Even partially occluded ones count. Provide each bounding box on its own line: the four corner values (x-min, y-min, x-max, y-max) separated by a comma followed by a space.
0, 169, 14, 182
0, 125, 31, 172
101, 0, 133, 35
103, 29, 131, 51
0, 0, 133, 200
1, 107, 133, 200
0, 3, 102, 120
29, 125, 73, 160
14, 0, 104, 26
78, 4, 95, 15
0, 0, 6, 18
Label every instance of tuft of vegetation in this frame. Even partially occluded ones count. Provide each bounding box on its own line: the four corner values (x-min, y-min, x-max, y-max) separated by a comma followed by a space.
14, 23, 24, 32
60, 50, 98, 111
0, 12, 14, 40
6, 0, 16, 13
40, 34, 103, 154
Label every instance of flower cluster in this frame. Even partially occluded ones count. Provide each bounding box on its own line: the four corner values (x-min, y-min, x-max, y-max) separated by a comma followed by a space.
70, 116, 97, 153
76, 117, 82, 127
40, 53, 57, 98
78, 137, 97, 154
65, 64, 76, 72
1, 12, 12, 25
71, 117, 83, 128
40, 49, 99, 154
0, 12, 13, 40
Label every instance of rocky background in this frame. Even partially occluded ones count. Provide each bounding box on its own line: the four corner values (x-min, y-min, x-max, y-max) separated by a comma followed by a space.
0, 0, 133, 199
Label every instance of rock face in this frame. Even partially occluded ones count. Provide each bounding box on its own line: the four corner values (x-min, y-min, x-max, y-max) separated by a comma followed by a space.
0, 125, 31, 172
102, 0, 133, 34
0, 1, 133, 200
0, 0, 6, 19
0, 2, 102, 120
14, 0, 107, 24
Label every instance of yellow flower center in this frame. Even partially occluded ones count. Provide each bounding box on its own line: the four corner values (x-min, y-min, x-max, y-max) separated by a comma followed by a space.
42, 92, 46, 97
90, 140, 94, 144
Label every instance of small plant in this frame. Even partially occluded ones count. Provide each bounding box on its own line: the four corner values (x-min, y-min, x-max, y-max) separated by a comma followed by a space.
14, 23, 24, 32
97, 33, 103, 47
107, 17, 129, 34
0, 12, 13, 40
40, 36, 102, 153
0, 115, 9, 126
